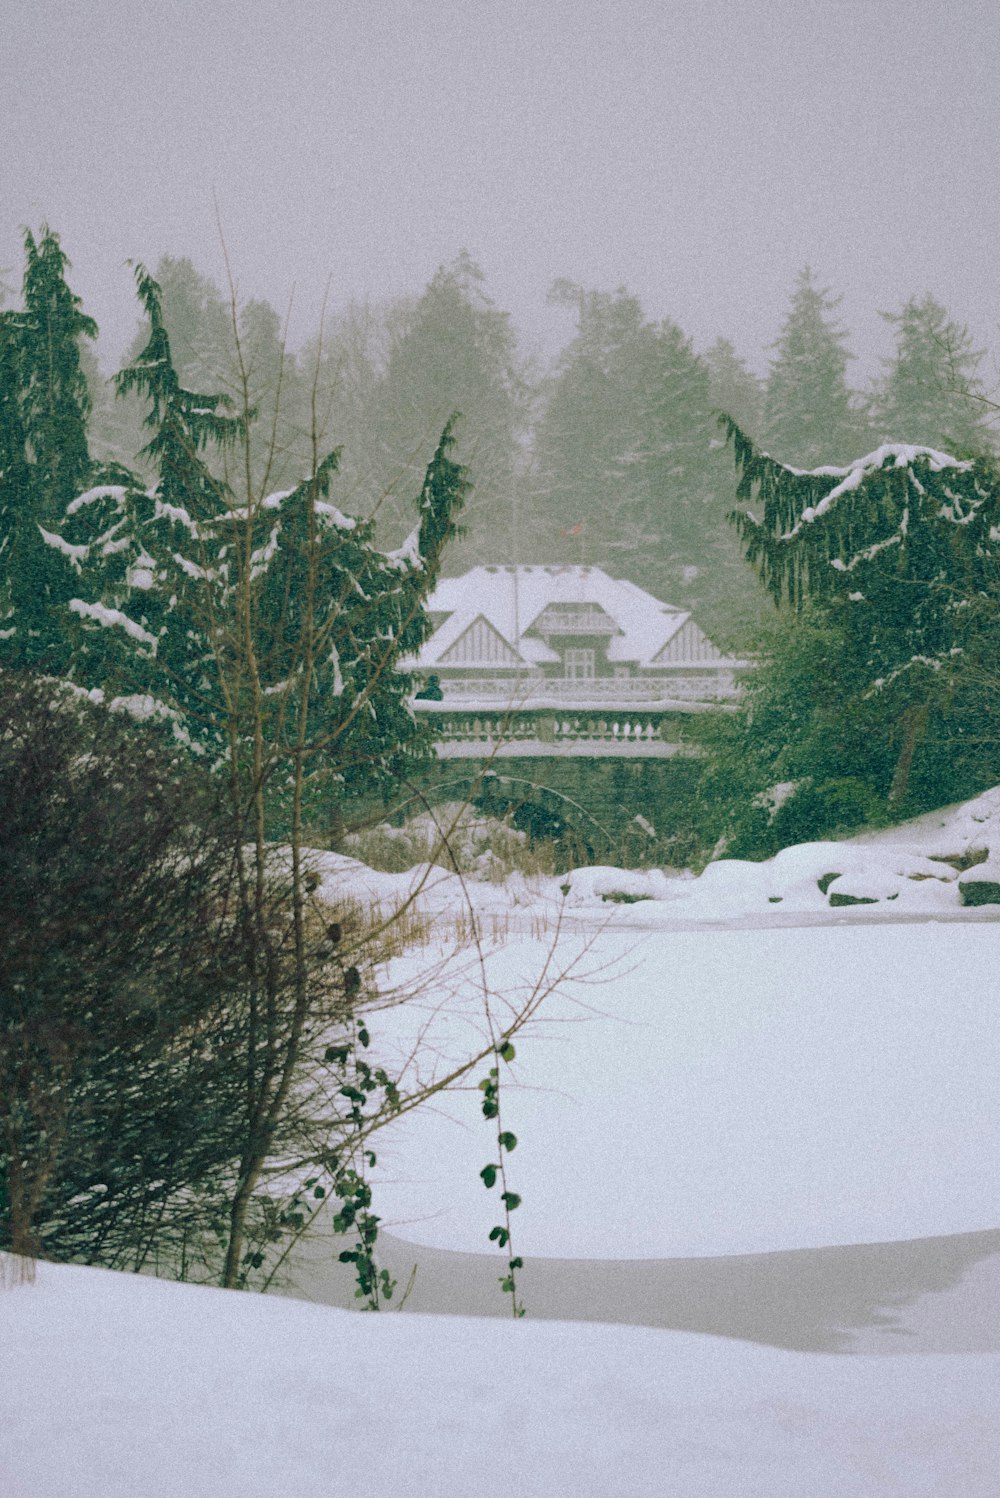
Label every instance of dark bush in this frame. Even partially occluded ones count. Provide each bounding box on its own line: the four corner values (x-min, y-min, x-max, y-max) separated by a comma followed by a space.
0, 672, 247, 1268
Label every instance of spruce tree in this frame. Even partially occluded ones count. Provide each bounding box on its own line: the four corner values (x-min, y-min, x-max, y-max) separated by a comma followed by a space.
366, 252, 525, 562
871, 294, 995, 456
763, 268, 858, 467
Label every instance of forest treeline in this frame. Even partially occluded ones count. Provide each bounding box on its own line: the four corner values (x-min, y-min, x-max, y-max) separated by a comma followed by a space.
78, 251, 998, 647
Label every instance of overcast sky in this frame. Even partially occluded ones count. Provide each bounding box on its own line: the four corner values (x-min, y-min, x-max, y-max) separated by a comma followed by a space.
2, 0, 997, 387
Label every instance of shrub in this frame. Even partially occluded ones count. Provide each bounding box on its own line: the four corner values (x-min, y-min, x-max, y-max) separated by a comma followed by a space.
0, 672, 246, 1267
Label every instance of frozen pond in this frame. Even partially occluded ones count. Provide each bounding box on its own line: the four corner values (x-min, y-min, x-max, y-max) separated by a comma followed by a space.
368, 922, 1000, 1259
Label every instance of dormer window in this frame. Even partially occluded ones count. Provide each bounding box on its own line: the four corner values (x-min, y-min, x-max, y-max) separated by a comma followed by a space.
532, 603, 617, 637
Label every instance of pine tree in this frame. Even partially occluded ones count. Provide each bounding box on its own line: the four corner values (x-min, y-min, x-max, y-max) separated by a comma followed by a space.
763, 268, 858, 467
871, 294, 995, 456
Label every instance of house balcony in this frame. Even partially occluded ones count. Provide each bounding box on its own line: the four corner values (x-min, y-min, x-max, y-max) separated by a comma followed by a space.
412, 673, 741, 710
409, 703, 702, 758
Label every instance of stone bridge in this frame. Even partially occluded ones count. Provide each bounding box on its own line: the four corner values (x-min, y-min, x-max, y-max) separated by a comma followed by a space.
387, 687, 729, 859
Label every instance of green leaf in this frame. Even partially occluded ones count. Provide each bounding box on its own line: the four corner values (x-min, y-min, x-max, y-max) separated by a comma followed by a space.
499, 1041, 515, 1063
498, 1131, 517, 1152
501, 1192, 521, 1211
480, 1164, 497, 1189
357, 1026, 370, 1048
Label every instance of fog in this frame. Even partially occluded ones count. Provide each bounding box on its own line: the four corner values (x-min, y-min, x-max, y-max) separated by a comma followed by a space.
3, 0, 997, 383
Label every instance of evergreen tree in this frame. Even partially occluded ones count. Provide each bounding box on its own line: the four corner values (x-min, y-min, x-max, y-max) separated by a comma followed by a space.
763, 268, 858, 466
871, 294, 995, 456
365, 252, 525, 563
149, 255, 232, 392
40, 266, 473, 1286
19, 227, 96, 520
299, 300, 387, 511
0, 228, 98, 670
60, 265, 468, 811
530, 282, 761, 635
704, 337, 763, 439
723, 419, 1000, 807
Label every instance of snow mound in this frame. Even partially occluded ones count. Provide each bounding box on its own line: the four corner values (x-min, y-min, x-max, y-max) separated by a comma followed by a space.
553, 788, 1000, 923
2, 1257, 998, 1498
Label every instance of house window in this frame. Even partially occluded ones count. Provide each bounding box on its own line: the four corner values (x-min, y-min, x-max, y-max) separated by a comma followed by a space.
563, 647, 596, 679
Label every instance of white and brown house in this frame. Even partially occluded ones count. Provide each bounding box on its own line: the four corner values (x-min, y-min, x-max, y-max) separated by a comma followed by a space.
403, 565, 748, 758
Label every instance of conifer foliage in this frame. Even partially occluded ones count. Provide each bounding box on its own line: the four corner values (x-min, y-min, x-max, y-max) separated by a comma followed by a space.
57, 265, 468, 808
762, 267, 858, 467
0, 227, 99, 670
530, 281, 753, 627
871, 294, 995, 457
1, 243, 473, 1287
18, 228, 97, 518
724, 417, 1000, 801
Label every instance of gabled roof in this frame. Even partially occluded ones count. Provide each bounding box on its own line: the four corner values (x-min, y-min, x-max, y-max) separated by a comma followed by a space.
439, 614, 523, 666
405, 564, 727, 670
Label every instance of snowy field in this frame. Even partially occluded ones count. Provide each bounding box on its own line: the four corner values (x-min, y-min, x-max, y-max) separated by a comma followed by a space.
3, 790, 1000, 1495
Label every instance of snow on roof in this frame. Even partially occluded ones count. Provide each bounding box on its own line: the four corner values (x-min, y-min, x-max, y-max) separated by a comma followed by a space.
407, 565, 708, 669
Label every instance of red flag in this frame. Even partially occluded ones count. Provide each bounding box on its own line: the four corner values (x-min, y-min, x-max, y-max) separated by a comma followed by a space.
561, 521, 584, 537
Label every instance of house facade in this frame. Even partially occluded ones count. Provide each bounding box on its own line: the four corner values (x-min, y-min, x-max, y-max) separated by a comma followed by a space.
403, 565, 748, 759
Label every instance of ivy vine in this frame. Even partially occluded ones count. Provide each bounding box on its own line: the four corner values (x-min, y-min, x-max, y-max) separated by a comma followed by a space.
479, 1038, 525, 1317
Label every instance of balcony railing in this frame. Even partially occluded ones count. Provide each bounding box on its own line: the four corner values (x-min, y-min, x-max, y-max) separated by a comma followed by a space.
416, 707, 698, 757
413, 673, 740, 705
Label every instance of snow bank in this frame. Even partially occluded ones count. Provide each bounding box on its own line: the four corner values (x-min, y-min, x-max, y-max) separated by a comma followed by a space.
553, 788, 1000, 924
307, 789, 1000, 931
2, 1257, 998, 1498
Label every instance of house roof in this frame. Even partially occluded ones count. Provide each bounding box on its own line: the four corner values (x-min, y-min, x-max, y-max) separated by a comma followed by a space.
405, 564, 731, 670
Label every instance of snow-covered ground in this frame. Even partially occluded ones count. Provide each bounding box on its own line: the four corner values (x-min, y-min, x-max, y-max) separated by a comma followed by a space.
3, 790, 1000, 1494
305, 784, 1000, 927
3, 1257, 999, 1497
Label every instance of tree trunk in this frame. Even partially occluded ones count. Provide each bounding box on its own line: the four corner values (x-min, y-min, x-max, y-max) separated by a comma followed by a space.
888, 701, 930, 806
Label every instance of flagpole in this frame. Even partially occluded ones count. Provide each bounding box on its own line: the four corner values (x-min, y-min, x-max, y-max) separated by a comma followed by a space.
512, 487, 520, 662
